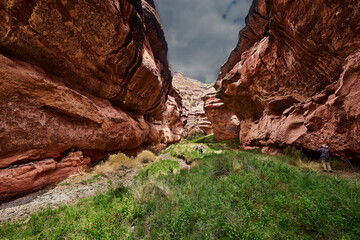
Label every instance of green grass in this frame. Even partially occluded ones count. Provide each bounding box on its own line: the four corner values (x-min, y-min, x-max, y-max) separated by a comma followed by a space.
0, 186, 139, 239
133, 149, 360, 239
1, 136, 360, 239
136, 159, 181, 181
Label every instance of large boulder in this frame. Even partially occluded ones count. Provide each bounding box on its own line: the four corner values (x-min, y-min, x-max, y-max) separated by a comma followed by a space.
215, 0, 360, 161
0, 0, 180, 202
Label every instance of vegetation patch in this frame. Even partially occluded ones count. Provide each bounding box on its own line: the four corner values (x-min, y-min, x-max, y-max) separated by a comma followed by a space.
136, 160, 181, 181
1, 136, 360, 239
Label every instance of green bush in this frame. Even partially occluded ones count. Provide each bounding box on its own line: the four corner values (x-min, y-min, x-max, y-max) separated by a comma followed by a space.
283, 146, 307, 160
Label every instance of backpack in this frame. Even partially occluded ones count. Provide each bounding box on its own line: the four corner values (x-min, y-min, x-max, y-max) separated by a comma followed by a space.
323, 148, 330, 159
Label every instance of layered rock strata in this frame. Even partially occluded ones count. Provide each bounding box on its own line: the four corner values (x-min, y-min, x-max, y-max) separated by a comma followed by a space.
204, 92, 240, 141
215, 0, 360, 160
0, 0, 181, 202
172, 72, 213, 136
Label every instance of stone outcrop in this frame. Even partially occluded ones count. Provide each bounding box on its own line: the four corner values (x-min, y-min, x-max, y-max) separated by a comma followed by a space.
172, 72, 213, 136
195, 112, 213, 135
0, 0, 181, 201
0, 151, 90, 202
215, 0, 360, 161
204, 92, 240, 141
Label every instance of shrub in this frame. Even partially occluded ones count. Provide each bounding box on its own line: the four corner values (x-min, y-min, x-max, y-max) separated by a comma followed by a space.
95, 151, 156, 176
134, 150, 156, 164
283, 146, 307, 160
94, 153, 131, 176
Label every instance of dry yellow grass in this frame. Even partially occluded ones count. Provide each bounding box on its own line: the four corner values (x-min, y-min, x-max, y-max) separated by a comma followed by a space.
94, 150, 157, 176
94, 153, 130, 176
295, 159, 323, 172
134, 150, 156, 164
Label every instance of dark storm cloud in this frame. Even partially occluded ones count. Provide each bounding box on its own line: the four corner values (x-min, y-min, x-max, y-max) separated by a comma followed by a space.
154, 0, 253, 83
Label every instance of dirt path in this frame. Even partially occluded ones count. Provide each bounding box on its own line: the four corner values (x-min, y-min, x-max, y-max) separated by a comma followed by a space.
0, 168, 137, 225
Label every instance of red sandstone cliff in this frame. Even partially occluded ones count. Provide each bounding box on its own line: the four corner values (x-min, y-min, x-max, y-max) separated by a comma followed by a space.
172, 72, 213, 136
0, 0, 181, 202
204, 91, 240, 141
213, 0, 360, 160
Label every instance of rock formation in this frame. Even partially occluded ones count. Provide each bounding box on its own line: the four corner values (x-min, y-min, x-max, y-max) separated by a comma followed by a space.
0, 0, 181, 202
172, 72, 213, 136
214, 0, 360, 161
204, 91, 240, 141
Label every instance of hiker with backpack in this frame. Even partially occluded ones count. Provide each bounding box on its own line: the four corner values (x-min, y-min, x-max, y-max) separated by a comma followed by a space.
317, 144, 333, 172
199, 145, 204, 157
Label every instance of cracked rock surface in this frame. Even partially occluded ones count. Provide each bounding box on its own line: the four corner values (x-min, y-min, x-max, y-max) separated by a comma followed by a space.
0, 0, 182, 202
213, 0, 360, 161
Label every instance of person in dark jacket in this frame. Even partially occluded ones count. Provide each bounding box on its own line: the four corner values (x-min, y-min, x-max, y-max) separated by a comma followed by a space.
317, 144, 332, 172
199, 145, 204, 157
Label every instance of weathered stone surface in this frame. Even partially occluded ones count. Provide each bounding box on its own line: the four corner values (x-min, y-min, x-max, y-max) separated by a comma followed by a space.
196, 111, 213, 135
204, 92, 240, 141
0, 151, 90, 202
0, 0, 180, 200
172, 72, 212, 136
215, 0, 360, 160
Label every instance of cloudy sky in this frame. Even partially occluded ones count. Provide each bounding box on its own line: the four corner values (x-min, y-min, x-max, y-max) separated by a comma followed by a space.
154, 0, 253, 83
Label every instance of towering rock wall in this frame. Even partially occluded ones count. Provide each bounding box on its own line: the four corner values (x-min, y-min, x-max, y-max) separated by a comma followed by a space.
172, 72, 213, 136
0, 0, 182, 201
214, 0, 360, 160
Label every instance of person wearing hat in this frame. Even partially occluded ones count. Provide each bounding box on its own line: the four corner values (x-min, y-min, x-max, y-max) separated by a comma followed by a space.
317, 144, 332, 172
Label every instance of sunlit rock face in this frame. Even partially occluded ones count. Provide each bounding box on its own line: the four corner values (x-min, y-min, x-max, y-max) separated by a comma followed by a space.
172, 72, 213, 136
0, 0, 180, 202
215, 0, 360, 160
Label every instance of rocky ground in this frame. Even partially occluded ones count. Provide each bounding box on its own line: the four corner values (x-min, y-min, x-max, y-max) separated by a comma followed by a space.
0, 169, 137, 225
0, 153, 191, 225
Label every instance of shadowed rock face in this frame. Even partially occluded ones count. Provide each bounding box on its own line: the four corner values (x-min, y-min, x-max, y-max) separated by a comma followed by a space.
215, 0, 360, 160
172, 72, 213, 136
0, 0, 180, 202
204, 92, 240, 141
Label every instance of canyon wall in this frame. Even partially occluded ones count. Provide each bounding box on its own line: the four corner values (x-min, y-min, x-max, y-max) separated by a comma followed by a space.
203, 91, 240, 141
214, 0, 360, 160
0, 0, 182, 202
172, 72, 213, 136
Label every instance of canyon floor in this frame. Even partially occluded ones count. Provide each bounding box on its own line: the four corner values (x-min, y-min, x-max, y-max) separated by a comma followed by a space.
0, 150, 191, 225
1, 135, 360, 239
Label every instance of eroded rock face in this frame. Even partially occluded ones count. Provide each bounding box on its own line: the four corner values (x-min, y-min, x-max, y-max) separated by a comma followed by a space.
204, 92, 240, 141
216, 0, 360, 160
0, 151, 90, 202
0, 0, 180, 201
172, 72, 213, 136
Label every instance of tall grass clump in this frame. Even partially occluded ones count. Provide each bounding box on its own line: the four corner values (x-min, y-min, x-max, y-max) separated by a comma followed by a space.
134, 150, 156, 164
95, 150, 156, 176
94, 152, 131, 176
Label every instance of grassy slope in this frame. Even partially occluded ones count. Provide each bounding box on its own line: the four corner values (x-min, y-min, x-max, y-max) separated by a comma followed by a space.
1, 136, 360, 239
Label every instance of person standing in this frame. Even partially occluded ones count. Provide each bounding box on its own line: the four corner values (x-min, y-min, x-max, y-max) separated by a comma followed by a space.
317, 144, 332, 172
199, 145, 204, 157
